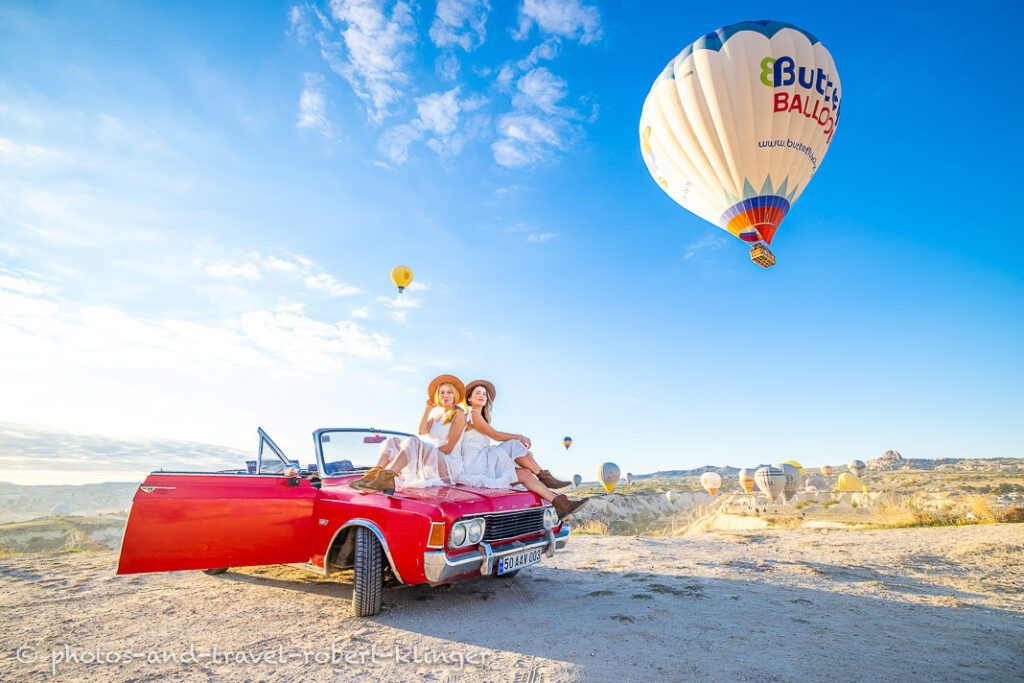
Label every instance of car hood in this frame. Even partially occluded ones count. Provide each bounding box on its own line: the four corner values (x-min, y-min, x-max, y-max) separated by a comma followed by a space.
392, 485, 543, 520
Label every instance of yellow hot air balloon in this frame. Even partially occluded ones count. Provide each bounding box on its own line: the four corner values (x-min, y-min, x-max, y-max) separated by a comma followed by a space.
738, 468, 756, 494
391, 266, 413, 293
782, 460, 804, 474
821, 465, 833, 476
597, 462, 620, 493
836, 472, 864, 492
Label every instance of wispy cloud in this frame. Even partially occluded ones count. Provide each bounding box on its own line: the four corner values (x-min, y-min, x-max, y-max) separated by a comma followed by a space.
206, 261, 262, 281
322, 0, 417, 123
526, 232, 555, 243
380, 87, 488, 164
0, 137, 72, 167
304, 272, 361, 297
513, 0, 602, 44
684, 233, 729, 261
429, 0, 490, 51
297, 72, 334, 138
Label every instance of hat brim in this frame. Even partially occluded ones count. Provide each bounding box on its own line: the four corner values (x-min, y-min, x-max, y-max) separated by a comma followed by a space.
428, 375, 465, 404
464, 379, 496, 403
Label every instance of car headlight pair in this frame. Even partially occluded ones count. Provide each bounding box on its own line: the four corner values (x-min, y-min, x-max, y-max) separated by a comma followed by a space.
543, 506, 559, 530
448, 518, 486, 549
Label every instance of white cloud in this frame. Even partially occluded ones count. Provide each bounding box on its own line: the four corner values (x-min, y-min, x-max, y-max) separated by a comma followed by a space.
492, 113, 562, 168
263, 255, 300, 273
352, 307, 370, 318
389, 309, 409, 322
429, 0, 490, 51
304, 272, 361, 297
436, 53, 460, 81
684, 233, 729, 261
405, 281, 427, 292
378, 123, 423, 165
514, 0, 602, 44
206, 261, 262, 281
527, 232, 555, 243
0, 137, 72, 167
380, 88, 489, 163
514, 67, 568, 114
416, 89, 462, 137
376, 294, 420, 308
297, 72, 334, 138
324, 0, 417, 123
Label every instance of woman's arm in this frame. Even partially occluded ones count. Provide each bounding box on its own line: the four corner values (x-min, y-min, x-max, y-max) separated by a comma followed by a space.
468, 409, 530, 448
418, 401, 436, 435
438, 411, 467, 455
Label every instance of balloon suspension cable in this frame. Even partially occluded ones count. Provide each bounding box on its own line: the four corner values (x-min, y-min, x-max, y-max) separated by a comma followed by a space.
397, 286, 405, 293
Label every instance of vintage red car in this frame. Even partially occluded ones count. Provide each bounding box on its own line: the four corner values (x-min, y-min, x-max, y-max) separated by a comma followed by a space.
117, 427, 570, 616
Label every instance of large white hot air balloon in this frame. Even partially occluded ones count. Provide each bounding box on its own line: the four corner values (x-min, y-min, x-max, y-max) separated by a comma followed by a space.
639, 20, 842, 267
848, 459, 866, 477
754, 466, 786, 501
597, 462, 620, 493
776, 462, 802, 502
666, 490, 679, 503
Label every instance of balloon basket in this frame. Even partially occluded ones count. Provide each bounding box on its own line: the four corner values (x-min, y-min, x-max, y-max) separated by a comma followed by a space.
749, 243, 776, 268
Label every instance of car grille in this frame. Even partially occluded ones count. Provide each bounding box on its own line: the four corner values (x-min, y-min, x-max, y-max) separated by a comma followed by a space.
480, 508, 546, 542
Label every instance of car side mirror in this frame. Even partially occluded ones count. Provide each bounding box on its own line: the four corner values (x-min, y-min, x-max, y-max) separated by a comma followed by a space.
287, 476, 301, 487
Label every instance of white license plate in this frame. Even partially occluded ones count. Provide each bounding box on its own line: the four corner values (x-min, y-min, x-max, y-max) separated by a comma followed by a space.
497, 547, 543, 575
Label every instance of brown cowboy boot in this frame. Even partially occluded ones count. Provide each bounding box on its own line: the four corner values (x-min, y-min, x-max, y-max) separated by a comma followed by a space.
536, 469, 571, 489
552, 494, 588, 520
349, 467, 397, 495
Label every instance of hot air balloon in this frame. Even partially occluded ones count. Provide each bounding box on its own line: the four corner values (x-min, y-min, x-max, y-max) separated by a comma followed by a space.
738, 468, 756, 494
572, 474, 582, 488
700, 471, 722, 496
848, 460, 865, 477
836, 472, 864, 492
821, 465, 833, 476
782, 460, 804, 474
666, 490, 679, 503
775, 462, 802, 502
754, 466, 786, 501
805, 475, 827, 491
563, 436, 573, 450
626, 473, 634, 485
597, 462, 620, 493
639, 20, 842, 268
390, 266, 413, 293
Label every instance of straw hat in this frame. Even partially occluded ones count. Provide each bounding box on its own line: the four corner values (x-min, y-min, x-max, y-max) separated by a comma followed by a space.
428, 374, 465, 404
464, 379, 496, 403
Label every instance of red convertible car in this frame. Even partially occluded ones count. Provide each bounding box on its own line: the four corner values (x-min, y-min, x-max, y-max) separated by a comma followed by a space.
117, 427, 570, 616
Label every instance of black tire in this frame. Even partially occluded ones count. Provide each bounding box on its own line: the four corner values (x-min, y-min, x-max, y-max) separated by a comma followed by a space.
352, 526, 384, 617
202, 568, 229, 575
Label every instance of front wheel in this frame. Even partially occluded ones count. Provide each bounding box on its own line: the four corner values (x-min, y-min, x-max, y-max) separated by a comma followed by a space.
202, 568, 229, 575
352, 526, 384, 617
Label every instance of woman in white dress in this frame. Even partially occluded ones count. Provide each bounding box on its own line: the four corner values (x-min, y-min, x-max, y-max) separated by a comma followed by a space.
350, 375, 467, 495
461, 379, 586, 519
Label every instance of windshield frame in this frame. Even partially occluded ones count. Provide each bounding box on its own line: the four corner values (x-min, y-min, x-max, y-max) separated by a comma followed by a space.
313, 428, 414, 479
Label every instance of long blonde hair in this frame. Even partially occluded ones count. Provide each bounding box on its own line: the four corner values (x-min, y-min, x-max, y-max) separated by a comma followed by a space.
434, 382, 462, 425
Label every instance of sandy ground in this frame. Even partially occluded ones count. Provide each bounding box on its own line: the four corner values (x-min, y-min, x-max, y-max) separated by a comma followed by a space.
1, 524, 1022, 682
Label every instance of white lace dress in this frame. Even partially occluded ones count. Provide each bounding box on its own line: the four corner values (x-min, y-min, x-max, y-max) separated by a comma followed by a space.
458, 413, 522, 489
378, 407, 465, 488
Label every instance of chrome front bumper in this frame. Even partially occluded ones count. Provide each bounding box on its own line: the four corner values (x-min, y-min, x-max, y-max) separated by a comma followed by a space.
423, 524, 570, 584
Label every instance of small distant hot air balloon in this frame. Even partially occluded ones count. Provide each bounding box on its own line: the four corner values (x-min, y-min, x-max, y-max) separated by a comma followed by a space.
805, 475, 827, 491
626, 472, 634, 485
666, 490, 679, 503
848, 460, 865, 477
782, 460, 804, 474
597, 462, 620, 493
775, 463, 802, 502
390, 266, 413, 293
754, 466, 786, 501
572, 474, 582, 488
700, 471, 722, 496
836, 472, 864, 492
563, 436, 573, 450
821, 465, 833, 477
738, 468, 756, 494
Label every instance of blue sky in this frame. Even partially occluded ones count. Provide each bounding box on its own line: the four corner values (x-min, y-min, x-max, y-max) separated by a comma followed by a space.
1, 0, 1022, 484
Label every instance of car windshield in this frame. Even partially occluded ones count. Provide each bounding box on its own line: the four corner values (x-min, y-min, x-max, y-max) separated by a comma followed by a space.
318, 429, 412, 477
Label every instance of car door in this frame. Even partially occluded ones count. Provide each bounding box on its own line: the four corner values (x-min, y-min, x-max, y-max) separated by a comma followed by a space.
117, 429, 319, 574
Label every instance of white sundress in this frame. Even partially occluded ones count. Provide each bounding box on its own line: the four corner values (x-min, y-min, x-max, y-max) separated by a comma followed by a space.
458, 412, 523, 489
378, 407, 466, 488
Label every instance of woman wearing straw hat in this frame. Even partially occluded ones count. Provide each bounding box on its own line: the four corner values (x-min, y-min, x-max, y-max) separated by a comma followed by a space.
349, 375, 467, 494
461, 379, 586, 519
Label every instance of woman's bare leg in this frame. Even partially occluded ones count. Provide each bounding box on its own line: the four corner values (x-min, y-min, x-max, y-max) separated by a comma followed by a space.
516, 468, 556, 502
514, 452, 541, 475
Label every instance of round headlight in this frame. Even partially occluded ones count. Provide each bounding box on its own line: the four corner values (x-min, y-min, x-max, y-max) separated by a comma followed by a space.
543, 507, 558, 529
467, 519, 484, 545
450, 524, 467, 547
